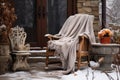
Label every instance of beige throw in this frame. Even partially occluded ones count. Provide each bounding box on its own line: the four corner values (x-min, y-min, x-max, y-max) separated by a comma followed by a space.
47, 14, 96, 74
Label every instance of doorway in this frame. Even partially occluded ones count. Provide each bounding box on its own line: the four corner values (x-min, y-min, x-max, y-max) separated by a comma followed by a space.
14, 0, 77, 47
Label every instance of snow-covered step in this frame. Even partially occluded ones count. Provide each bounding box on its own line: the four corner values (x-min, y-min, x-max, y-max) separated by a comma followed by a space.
28, 49, 60, 63
29, 50, 46, 57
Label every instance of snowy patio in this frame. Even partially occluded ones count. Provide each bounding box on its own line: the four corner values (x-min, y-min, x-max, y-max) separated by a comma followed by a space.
0, 62, 120, 80
0, 0, 120, 80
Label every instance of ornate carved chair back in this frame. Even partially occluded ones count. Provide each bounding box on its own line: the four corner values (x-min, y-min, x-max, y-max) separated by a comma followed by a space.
9, 26, 30, 51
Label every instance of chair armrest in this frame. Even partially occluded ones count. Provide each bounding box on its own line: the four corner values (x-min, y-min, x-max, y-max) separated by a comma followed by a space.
25, 43, 30, 50
79, 34, 89, 41
45, 34, 61, 40
78, 34, 89, 51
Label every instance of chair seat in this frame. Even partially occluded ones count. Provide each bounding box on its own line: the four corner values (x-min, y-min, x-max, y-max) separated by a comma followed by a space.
12, 52, 31, 56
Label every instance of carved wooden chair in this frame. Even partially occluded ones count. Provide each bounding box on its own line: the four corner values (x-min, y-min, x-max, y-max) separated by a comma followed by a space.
9, 26, 31, 71
45, 34, 90, 70
45, 14, 95, 71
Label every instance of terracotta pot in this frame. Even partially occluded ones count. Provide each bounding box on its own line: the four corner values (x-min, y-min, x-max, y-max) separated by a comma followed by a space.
100, 37, 111, 44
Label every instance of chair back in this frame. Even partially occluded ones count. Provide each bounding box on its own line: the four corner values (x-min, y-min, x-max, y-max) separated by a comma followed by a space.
9, 26, 30, 51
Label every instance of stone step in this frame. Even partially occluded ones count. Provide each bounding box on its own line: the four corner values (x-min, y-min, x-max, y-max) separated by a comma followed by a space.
28, 56, 60, 63
28, 49, 60, 63
29, 50, 46, 57
30, 47, 42, 50
30, 46, 45, 50
28, 57, 46, 63
28, 49, 46, 63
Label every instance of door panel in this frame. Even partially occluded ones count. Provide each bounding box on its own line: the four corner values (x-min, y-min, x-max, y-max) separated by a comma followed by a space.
36, 0, 47, 47
47, 0, 67, 34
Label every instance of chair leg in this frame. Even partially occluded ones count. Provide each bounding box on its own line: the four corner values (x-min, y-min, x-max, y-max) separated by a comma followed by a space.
77, 56, 81, 70
45, 52, 49, 69
87, 55, 90, 67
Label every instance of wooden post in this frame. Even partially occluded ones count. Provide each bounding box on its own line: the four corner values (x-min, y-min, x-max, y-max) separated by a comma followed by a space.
101, 0, 106, 28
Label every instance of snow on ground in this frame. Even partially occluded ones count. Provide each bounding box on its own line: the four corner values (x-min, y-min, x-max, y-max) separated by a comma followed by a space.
0, 67, 120, 80
62, 68, 120, 80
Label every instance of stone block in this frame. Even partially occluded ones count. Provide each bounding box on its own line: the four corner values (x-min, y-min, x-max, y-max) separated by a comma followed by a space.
83, 7, 92, 12
77, 0, 85, 3
0, 56, 10, 74
91, 1, 99, 6
77, 9, 86, 13
77, 3, 83, 8
0, 44, 10, 56
84, 1, 91, 6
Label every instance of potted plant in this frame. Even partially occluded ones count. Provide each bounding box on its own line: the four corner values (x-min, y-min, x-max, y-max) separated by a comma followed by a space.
98, 28, 113, 44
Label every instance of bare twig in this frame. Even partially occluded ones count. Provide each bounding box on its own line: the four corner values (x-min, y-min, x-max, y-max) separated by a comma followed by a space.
92, 69, 95, 80
85, 68, 89, 80
103, 71, 114, 80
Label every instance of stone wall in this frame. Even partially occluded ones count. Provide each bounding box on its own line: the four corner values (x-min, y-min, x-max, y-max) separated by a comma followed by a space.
77, 0, 100, 36
0, 44, 11, 74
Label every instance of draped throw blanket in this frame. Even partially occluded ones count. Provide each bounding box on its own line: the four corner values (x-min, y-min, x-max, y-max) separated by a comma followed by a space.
46, 14, 96, 74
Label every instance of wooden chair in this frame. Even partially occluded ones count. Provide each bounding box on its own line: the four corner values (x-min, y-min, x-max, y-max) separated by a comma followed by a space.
45, 34, 90, 70
9, 26, 31, 71
45, 14, 95, 71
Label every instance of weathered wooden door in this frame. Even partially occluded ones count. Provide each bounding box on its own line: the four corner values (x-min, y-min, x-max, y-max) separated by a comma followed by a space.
14, 0, 76, 47
36, 0, 77, 47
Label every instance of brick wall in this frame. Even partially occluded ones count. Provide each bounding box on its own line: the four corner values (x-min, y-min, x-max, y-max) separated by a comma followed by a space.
77, 0, 100, 36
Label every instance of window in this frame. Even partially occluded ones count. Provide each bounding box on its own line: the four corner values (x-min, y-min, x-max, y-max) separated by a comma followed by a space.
99, 0, 120, 28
